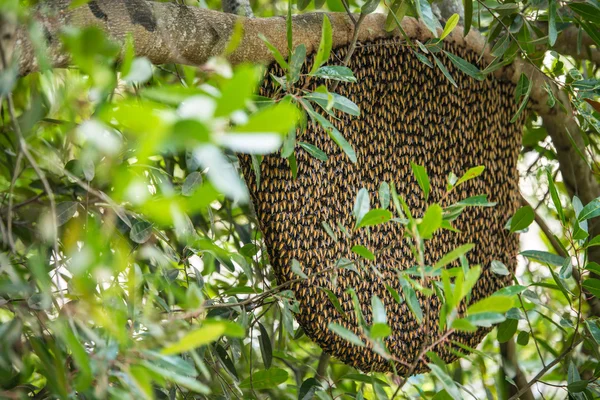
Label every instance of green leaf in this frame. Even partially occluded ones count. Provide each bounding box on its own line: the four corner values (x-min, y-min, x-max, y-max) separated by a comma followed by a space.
298, 378, 322, 400
371, 295, 387, 324
434, 244, 475, 269
56, 201, 79, 226
288, 44, 307, 85
511, 74, 532, 123
585, 320, 600, 344
520, 250, 565, 266
321, 287, 347, 318
310, 15, 333, 74
418, 204, 443, 239
233, 101, 299, 134
299, 141, 328, 161
496, 319, 518, 343
490, 34, 511, 58
399, 277, 423, 323
291, 259, 308, 279
130, 221, 153, 244
568, 2, 600, 24
312, 66, 357, 82
465, 312, 506, 327
322, 221, 338, 242
580, 20, 600, 48
509, 205, 534, 233
128, 365, 153, 398
361, 0, 380, 14
414, 0, 439, 36
258, 34, 288, 70
352, 245, 375, 261
297, 0, 311, 11
328, 323, 365, 347
162, 324, 227, 355
386, 284, 402, 304
456, 166, 485, 187
414, 50, 434, 68
490, 260, 509, 276
451, 318, 477, 332
356, 209, 392, 229
432, 54, 457, 88
567, 380, 589, 393
587, 235, 600, 248
560, 258, 573, 279
516, 331, 530, 346
547, 169, 565, 223
385, 0, 411, 32
468, 295, 515, 314
370, 323, 392, 339
379, 182, 390, 209
582, 278, 600, 298
182, 171, 203, 196
440, 14, 459, 40
578, 198, 600, 221
494, 285, 527, 297
239, 368, 289, 389
444, 51, 484, 81
257, 323, 273, 369
305, 92, 360, 116
142, 361, 210, 393
428, 363, 462, 399
281, 127, 296, 158
353, 188, 371, 223
493, 3, 518, 15
585, 262, 600, 275
56, 322, 92, 390
341, 373, 390, 387
548, 0, 558, 46
411, 162, 430, 201
328, 127, 357, 163
215, 65, 260, 116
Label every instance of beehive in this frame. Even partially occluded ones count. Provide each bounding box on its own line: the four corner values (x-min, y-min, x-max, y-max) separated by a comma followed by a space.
239, 38, 522, 374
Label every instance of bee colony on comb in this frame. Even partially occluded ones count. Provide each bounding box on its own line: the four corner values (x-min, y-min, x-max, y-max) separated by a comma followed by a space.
239, 37, 524, 374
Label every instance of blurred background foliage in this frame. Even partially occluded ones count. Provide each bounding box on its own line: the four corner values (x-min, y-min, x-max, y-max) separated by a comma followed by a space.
0, 0, 600, 399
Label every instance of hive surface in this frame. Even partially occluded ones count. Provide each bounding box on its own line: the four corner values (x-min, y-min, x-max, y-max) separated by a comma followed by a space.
239, 38, 523, 374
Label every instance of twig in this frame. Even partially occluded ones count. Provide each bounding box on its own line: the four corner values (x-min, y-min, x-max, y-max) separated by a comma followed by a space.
340, 0, 356, 24
173, 267, 335, 319
507, 336, 584, 400
6, 151, 23, 252
391, 329, 455, 399
520, 196, 567, 258
330, 13, 366, 92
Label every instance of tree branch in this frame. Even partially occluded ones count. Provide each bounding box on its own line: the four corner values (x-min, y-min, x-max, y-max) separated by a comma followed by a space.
15, 0, 391, 75
507, 336, 584, 400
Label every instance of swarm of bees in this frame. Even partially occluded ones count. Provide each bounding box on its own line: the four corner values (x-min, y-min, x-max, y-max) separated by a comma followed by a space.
239, 38, 524, 374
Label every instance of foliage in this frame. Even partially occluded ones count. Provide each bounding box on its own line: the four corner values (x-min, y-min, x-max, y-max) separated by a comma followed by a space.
0, 0, 600, 399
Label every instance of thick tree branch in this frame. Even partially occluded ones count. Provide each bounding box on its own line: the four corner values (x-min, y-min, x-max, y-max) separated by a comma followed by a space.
15, 0, 393, 75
